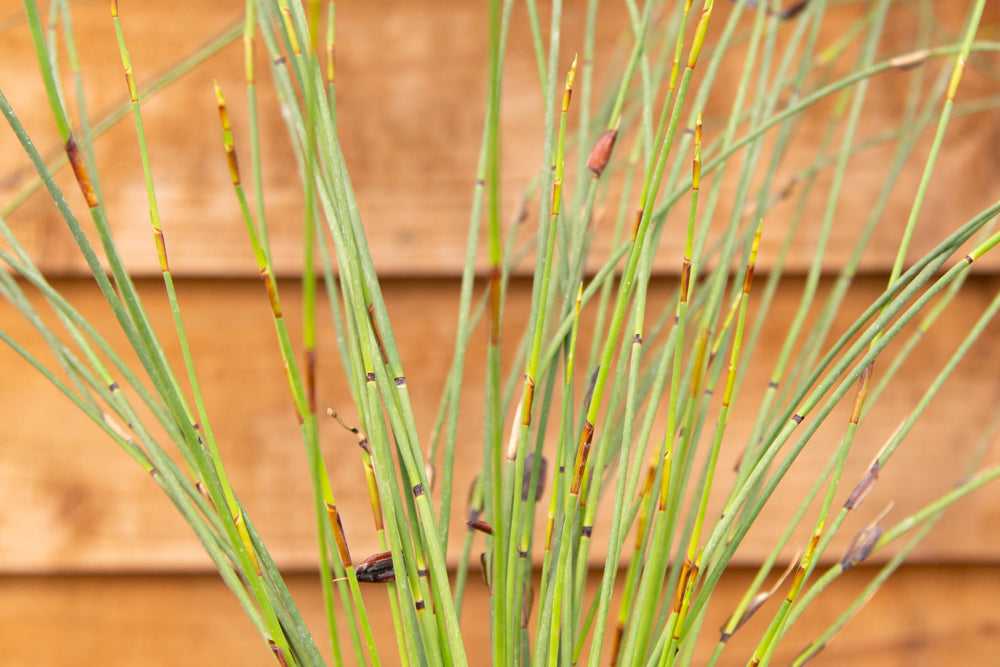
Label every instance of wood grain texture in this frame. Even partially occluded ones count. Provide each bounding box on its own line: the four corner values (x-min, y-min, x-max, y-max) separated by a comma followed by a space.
0, 1, 998, 276
2, 565, 998, 666
2, 277, 998, 573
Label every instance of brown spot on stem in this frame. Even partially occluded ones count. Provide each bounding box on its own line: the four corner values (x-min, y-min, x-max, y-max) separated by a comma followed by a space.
65, 136, 98, 208
489, 267, 502, 345
610, 624, 624, 667
365, 371, 376, 383
394, 376, 406, 387
268, 640, 290, 667
227, 145, 242, 185
777, 0, 810, 20
587, 128, 618, 177
260, 268, 282, 318
633, 333, 643, 345
522, 453, 547, 502
305, 349, 316, 415
367, 303, 389, 364
791, 413, 803, 424
415, 600, 425, 610
123, 68, 137, 103
680, 260, 692, 302
732, 448, 745, 472
327, 503, 352, 566
640, 465, 655, 499
522, 375, 535, 426
673, 558, 694, 613
850, 363, 874, 425
743, 262, 755, 294
412, 482, 425, 497
571, 421, 595, 494
480, 552, 491, 590
581, 525, 593, 538
195, 481, 217, 513
521, 584, 535, 629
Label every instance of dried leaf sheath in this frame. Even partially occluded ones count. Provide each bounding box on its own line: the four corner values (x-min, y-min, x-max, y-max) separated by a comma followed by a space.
64, 136, 98, 208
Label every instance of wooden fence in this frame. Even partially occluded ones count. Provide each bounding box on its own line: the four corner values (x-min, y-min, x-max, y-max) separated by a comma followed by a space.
1, 1, 999, 664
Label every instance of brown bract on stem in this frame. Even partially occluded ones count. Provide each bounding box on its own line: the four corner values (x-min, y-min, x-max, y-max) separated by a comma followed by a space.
64, 135, 98, 207
348, 551, 396, 584
720, 556, 798, 642
267, 640, 289, 667
845, 427, 897, 511
467, 519, 494, 536
586, 125, 619, 177
841, 503, 893, 570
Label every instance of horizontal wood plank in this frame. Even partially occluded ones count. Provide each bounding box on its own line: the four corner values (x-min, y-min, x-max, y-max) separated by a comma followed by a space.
1, 1, 998, 277
1, 565, 998, 666
1, 276, 998, 573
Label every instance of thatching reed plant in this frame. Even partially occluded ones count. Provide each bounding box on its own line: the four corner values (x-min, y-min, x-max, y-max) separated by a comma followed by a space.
2, 0, 1000, 664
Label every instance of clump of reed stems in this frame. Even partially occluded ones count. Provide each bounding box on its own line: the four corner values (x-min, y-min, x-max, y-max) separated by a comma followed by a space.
2, 0, 1000, 665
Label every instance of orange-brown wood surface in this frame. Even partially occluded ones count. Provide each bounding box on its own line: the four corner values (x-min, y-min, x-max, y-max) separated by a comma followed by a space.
2, 1, 1000, 665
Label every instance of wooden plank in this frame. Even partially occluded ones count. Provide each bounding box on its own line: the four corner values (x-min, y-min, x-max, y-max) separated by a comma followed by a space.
1, 565, 998, 665
1, 276, 998, 573
1, 1, 998, 277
